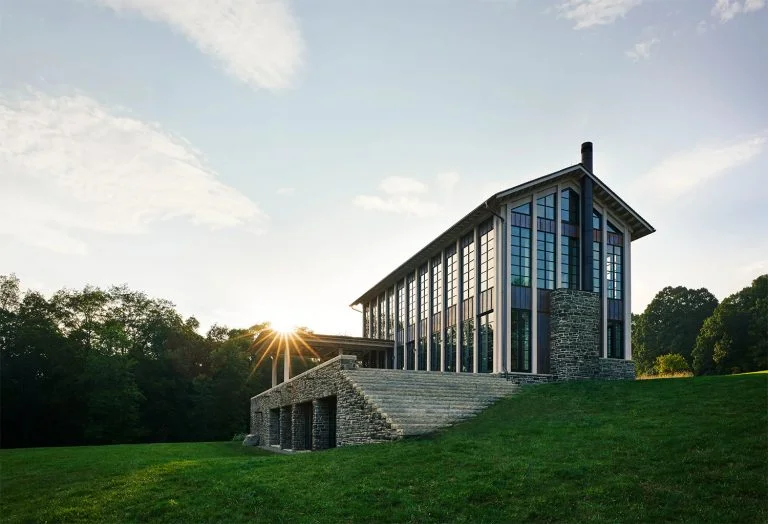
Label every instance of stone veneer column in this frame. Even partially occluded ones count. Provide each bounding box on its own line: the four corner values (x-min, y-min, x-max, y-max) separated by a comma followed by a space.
279, 405, 292, 449
550, 289, 600, 381
312, 399, 330, 450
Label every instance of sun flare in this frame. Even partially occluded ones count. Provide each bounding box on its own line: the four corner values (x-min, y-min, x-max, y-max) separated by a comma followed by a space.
269, 318, 295, 335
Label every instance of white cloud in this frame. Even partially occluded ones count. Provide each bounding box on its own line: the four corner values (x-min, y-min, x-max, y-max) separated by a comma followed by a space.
277, 187, 295, 195
712, 0, 766, 22
0, 88, 264, 254
625, 37, 660, 61
555, 0, 644, 29
353, 174, 460, 217
637, 133, 767, 199
83, 0, 304, 90
740, 259, 768, 273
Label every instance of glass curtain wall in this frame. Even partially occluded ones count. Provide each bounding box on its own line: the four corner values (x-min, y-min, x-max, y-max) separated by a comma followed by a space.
560, 189, 579, 289
387, 288, 395, 367
536, 194, 555, 290
430, 255, 442, 371
606, 221, 624, 358
510, 202, 532, 372
363, 304, 370, 338
418, 265, 429, 370
445, 246, 458, 372
477, 220, 495, 373
460, 233, 475, 372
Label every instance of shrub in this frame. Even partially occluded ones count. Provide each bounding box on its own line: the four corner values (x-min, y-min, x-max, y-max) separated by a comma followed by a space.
654, 353, 690, 375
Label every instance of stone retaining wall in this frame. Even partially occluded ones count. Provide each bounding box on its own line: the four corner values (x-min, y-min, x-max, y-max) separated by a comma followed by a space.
550, 289, 601, 381
598, 358, 636, 380
250, 355, 399, 449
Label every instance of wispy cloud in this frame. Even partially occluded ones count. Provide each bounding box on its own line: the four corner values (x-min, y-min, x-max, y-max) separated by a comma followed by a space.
0, 88, 264, 254
83, 0, 304, 90
626, 36, 660, 61
276, 187, 295, 195
554, 0, 644, 29
637, 133, 767, 199
353, 174, 460, 217
712, 0, 766, 22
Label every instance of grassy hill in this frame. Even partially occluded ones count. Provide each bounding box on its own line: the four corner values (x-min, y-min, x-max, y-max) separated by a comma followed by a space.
2, 373, 766, 523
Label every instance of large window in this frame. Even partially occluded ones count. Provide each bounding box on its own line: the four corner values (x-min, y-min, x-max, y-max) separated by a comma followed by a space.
387, 289, 395, 341
478, 220, 495, 312
510, 309, 531, 372
363, 304, 370, 338
418, 265, 429, 370
460, 319, 474, 373
561, 188, 579, 289
378, 294, 386, 339
536, 193, 556, 290
511, 203, 532, 287
445, 246, 458, 372
478, 313, 493, 373
607, 320, 624, 359
461, 233, 475, 304
430, 256, 442, 371
592, 210, 602, 295
370, 300, 378, 339
460, 233, 475, 373
606, 222, 623, 300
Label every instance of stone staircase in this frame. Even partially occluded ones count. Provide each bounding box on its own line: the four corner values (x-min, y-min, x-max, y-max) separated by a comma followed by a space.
341, 368, 520, 437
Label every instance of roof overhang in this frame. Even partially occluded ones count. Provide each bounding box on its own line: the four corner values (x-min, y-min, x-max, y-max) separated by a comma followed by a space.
350, 163, 654, 307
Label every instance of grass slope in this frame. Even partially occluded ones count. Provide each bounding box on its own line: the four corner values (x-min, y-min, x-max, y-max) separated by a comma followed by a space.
2, 373, 766, 523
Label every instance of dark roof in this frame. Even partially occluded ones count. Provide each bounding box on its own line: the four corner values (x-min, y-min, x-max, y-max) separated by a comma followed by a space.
351, 164, 654, 307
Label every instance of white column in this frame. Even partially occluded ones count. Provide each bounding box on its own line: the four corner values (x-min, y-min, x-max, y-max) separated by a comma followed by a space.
427, 257, 433, 371
473, 226, 480, 373
531, 195, 538, 374
271, 356, 278, 387
506, 204, 513, 373
455, 237, 463, 373
441, 248, 447, 372
601, 209, 608, 359
555, 184, 562, 289
495, 211, 506, 373
283, 344, 291, 382
624, 227, 632, 360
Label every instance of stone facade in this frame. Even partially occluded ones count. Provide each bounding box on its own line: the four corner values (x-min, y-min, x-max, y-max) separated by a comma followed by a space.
250, 355, 399, 450
501, 372, 555, 385
550, 289, 601, 381
598, 358, 636, 380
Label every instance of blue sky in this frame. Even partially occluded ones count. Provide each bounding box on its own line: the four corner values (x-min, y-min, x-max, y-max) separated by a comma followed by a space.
1, 0, 766, 335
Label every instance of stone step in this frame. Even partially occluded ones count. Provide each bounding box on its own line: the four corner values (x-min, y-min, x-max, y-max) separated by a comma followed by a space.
340, 368, 520, 438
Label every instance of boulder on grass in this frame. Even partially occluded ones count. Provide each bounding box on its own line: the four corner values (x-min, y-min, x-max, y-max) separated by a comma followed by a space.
242, 434, 260, 447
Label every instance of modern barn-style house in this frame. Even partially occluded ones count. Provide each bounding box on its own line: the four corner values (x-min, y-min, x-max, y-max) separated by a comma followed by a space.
249, 142, 655, 451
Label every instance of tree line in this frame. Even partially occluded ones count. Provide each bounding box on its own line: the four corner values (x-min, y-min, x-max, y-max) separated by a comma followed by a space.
632, 275, 767, 376
0, 274, 312, 449
1, 273, 765, 448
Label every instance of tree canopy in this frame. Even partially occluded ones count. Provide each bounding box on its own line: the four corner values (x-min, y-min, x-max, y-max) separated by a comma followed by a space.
632, 286, 719, 374
692, 275, 768, 375
0, 274, 282, 448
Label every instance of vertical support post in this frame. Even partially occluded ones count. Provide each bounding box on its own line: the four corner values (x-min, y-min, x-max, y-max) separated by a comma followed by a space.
580, 175, 594, 292
455, 237, 463, 373
531, 194, 539, 374
271, 356, 278, 387
427, 257, 433, 371
624, 226, 632, 360
473, 225, 480, 373
495, 210, 507, 374
283, 344, 291, 383
602, 211, 608, 359
555, 183, 562, 289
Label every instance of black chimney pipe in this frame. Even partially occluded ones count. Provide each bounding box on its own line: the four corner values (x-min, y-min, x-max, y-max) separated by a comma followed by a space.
580, 142, 594, 292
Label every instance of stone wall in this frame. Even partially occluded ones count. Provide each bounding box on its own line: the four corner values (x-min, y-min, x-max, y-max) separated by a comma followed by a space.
502, 372, 555, 385
598, 358, 636, 380
250, 355, 399, 449
550, 289, 600, 381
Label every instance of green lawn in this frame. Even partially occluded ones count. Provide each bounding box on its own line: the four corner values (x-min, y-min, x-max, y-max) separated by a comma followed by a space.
2, 373, 766, 523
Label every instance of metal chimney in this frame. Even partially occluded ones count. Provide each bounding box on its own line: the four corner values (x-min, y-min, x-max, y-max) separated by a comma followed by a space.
581, 141, 593, 173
